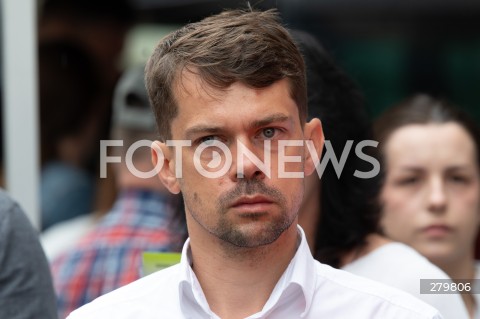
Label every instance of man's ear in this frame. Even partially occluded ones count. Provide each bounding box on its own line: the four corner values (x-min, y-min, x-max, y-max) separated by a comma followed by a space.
303, 118, 324, 177
151, 141, 181, 194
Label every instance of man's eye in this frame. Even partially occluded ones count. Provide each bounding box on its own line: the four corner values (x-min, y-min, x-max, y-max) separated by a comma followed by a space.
262, 128, 276, 139
199, 136, 219, 145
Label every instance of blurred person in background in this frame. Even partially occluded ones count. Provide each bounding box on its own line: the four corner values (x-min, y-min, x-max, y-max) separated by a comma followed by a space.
51, 65, 186, 319
294, 31, 469, 319
374, 95, 480, 318
39, 40, 100, 230
0, 189, 57, 319
39, 0, 136, 216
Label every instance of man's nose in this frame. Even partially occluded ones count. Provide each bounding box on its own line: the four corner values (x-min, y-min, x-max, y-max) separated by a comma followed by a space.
230, 139, 268, 182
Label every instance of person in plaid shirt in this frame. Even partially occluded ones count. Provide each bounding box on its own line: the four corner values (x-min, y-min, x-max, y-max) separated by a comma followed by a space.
50, 66, 187, 318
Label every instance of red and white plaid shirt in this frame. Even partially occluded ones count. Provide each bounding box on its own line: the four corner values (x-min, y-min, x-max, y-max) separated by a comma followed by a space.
51, 189, 186, 319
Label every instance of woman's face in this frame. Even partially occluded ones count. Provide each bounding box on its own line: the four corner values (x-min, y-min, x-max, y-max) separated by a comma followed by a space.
380, 122, 480, 266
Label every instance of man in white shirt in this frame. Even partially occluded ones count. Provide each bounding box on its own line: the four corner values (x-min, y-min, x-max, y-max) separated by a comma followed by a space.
68, 9, 442, 319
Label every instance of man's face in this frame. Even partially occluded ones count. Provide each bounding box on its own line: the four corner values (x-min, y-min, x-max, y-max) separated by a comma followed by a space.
154, 71, 322, 248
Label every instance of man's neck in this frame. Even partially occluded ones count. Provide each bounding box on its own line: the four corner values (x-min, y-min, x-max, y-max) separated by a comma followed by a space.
188, 223, 299, 319
298, 175, 320, 253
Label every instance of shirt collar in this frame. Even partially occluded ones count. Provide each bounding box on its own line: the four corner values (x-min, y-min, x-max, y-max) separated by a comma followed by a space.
177, 238, 214, 317
177, 225, 316, 317
258, 225, 315, 317
286, 225, 316, 316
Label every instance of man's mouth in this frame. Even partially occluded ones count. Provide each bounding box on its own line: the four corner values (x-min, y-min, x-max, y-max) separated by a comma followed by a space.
231, 195, 274, 213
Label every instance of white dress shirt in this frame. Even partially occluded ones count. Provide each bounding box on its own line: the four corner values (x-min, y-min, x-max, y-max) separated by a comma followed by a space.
67, 226, 442, 319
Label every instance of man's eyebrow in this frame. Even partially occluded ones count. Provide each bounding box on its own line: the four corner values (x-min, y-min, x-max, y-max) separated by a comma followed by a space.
249, 113, 291, 129
185, 125, 223, 140
184, 114, 291, 140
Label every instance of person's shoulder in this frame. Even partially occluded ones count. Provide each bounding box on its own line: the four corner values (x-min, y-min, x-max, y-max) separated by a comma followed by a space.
0, 189, 21, 221
312, 261, 441, 319
41, 214, 97, 260
374, 242, 430, 262
344, 242, 448, 278
67, 264, 182, 318
380, 242, 449, 275
0, 189, 36, 238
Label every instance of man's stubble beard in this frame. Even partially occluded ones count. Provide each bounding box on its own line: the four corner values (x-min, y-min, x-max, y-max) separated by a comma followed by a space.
185, 178, 302, 251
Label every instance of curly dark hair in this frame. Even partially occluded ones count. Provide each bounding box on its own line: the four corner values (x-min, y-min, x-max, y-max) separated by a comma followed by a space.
291, 30, 382, 268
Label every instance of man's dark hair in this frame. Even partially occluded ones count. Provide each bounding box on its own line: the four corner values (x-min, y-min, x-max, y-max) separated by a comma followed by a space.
145, 9, 306, 142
